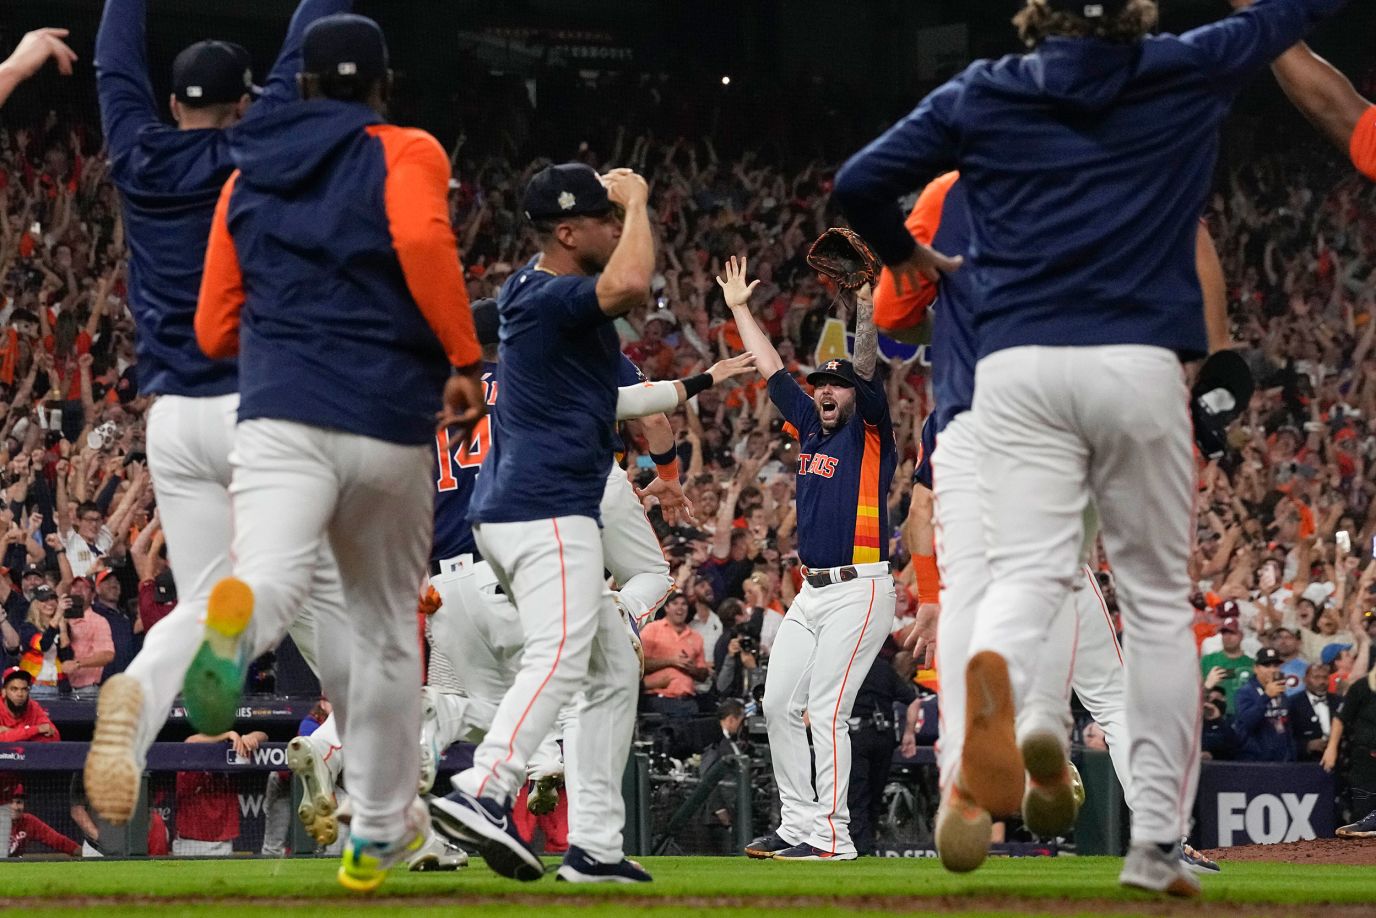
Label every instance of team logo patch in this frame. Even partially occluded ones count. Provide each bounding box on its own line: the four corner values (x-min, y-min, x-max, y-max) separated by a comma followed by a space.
558, 191, 577, 211
824, 360, 841, 371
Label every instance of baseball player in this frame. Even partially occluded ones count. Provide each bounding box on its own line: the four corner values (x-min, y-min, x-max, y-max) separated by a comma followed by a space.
83, 0, 352, 827
722, 257, 898, 862
192, 13, 482, 891
887, 171, 1228, 873
835, 0, 1344, 895
427, 161, 654, 885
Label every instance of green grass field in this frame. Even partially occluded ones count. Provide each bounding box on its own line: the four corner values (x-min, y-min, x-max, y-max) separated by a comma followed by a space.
1, 856, 1372, 917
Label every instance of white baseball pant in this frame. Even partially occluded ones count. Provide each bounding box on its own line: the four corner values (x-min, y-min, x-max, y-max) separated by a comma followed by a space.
933, 415, 1130, 792
454, 515, 639, 863
599, 464, 674, 628
764, 567, 896, 856
226, 418, 432, 842
968, 345, 1199, 846
130, 394, 339, 763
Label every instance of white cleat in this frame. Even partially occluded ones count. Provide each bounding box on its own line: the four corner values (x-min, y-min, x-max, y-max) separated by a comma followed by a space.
288, 735, 339, 847
1119, 842, 1203, 898
407, 829, 470, 871
84, 674, 144, 825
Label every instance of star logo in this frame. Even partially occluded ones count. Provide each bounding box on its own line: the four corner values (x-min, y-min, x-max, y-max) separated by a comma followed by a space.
824, 360, 841, 371
558, 191, 577, 211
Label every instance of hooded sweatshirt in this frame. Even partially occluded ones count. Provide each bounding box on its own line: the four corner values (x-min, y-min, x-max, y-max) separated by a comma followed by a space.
195, 101, 479, 445
835, 0, 1347, 363
95, 0, 353, 399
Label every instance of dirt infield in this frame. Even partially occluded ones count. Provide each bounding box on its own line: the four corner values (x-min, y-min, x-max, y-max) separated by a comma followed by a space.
1202, 837, 1376, 865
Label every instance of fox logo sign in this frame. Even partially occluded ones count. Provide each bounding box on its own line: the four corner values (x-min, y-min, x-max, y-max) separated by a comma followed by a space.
1216, 792, 1318, 846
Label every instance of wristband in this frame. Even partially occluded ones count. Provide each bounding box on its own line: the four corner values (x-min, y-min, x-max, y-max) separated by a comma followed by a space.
651, 445, 680, 481
913, 553, 941, 605
681, 373, 712, 399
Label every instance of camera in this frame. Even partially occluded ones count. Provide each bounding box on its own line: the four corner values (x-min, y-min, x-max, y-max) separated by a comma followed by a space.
733, 628, 758, 656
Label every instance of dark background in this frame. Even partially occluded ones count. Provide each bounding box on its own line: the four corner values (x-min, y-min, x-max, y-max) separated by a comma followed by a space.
2, 1, 1373, 165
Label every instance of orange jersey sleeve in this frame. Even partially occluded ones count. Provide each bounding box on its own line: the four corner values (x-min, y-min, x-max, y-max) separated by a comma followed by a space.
367, 125, 481, 369
1349, 105, 1376, 181
872, 171, 960, 333
195, 170, 245, 360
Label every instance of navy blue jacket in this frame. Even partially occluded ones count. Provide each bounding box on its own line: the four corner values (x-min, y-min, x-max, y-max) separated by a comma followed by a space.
1233, 677, 1297, 763
835, 0, 1346, 362
196, 103, 479, 446
96, 0, 352, 399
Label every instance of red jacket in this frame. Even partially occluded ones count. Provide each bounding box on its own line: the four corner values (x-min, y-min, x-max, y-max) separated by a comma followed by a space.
0, 699, 60, 742
10, 811, 80, 856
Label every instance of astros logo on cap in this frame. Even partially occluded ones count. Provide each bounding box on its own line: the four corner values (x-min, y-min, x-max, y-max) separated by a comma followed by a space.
824, 360, 841, 371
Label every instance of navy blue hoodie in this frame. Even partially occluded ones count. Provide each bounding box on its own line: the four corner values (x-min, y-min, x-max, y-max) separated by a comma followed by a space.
195, 102, 479, 446
95, 0, 352, 398
835, 0, 1347, 362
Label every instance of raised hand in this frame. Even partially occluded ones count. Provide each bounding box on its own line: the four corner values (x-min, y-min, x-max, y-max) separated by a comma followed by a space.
635, 476, 697, 527
707, 352, 757, 385
716, 255, 760, 310
601, 168, 649, 208
1, 28, 78, 82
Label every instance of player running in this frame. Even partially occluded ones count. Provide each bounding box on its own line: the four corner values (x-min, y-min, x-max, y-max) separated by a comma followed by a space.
835, 0, 1345, 895
721, 257, 898, 862
84, 0, 351, 828
192, 13, 483, 891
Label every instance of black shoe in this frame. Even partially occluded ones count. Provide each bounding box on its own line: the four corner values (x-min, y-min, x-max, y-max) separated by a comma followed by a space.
429, 790, 544, 881
773, 843, 858, 861
744, 831, 793, 859
1336, 809, 1376, 838
555, 845, 653, 883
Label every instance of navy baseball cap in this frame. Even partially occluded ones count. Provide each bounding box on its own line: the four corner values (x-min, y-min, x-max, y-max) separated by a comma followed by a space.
472, 298, 499, 349
1046, 0, 1130, 18
807, 358, 858, 388
1255, 647, 1282, 666
303, 14, 389, 84
172, 40, 254, 106
523, 163, 613, 221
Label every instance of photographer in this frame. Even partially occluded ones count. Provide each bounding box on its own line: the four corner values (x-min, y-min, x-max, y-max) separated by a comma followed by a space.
60, 588, 113, 694
1233, 648, 1295, 763
714, 599, 763, 702
1201, 685, 1237, 761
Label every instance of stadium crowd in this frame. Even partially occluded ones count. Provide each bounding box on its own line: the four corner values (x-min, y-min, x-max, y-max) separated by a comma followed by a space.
2, 97, 1376, 850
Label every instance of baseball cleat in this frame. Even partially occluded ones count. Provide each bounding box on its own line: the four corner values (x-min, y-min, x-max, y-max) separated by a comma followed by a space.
288, 735, 338, 847
1180, 841, 1220, 874
1069, 761, 1086, 808
1336, 809, 1376, 838
407, 830, 469, 871
1019, 729, 1079, 839
182, 577, 254, 735
418, 687, 441, 795
1119, 842, 1202, 898
527, 773, 563, 816
771, 843, 857, 861
84, 674, 144, 825
935, 781, 992, 873
429, 789, 544, 881
959, 651, 1024, 817
556, 845, 652, 883
744, 831, 793, 859
614, 595, 645, 678
336, 799, 429, 892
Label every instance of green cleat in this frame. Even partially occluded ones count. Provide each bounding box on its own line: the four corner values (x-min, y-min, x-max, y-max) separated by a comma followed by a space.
182, 577, 254, 734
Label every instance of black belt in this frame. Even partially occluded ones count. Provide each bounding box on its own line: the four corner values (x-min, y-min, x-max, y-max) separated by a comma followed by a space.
805, 564, 889, 588
429, 559, 442, 577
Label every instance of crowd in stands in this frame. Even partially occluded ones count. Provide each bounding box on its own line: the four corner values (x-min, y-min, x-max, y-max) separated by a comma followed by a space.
2, 106, 1376, 794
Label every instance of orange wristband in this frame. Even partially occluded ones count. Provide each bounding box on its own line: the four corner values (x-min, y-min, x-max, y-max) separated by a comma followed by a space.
656, 460, 680, 482
913, 552, 940, 605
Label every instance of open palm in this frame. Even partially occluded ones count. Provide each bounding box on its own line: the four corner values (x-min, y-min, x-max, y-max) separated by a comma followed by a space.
716, 255, 760, 309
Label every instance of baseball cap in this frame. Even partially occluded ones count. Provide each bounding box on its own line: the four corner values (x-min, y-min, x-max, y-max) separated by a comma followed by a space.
1046, 0, 1130, 17
154, 570, 178, 605
1321, 642, 1353, 666
31, 585, 56, 602
522, 163, 613, 221
94, 569, 116, 587
3, 666, 32, 686
1216, 599, 1240, 619
471, 298, 499, 349
172, 40, 254, 106
806, 358, 858, 388
1255, 647, 1282, 666
303, 14, 389, 84
1219, 616, 1241, 635
21, 563, 44, 580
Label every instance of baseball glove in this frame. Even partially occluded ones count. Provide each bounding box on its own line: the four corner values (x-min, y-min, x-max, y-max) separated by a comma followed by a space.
807, 227, 882, 290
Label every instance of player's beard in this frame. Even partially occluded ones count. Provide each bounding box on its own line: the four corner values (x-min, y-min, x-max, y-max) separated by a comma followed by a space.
819, 400, 854, 432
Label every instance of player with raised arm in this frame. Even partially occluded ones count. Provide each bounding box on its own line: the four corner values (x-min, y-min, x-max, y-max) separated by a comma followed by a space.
721, 256, 898, 862
83, 0, 352, 831
835, 0, 1342, 895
